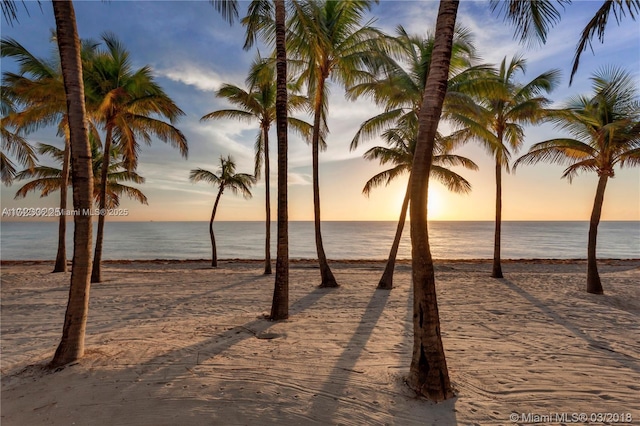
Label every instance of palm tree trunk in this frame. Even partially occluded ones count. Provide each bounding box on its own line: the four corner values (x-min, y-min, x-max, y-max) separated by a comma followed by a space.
378, 178, 411, 290
311, 73, 338, 288
50, 0, 94, 369
406, 0, 457, 402
270, 0, 289, 320
587, 174, 608, 294
491, 157, 503, 278
263, 126, 272, 275
53, 135, 71, 273
210, 186, 224, 267
91, 124, 113, 284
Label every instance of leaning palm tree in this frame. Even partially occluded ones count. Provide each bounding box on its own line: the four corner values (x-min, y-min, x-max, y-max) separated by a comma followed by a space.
201, 55, 311, 275
515, 67, 639, 294
189, 155, 255, 268
456, 56, 559, 278
84, 33, 188, 283
363, 122, 478, 289
15, 137, 147, 212
50, 0, 95, 369
287, 0, 385, 287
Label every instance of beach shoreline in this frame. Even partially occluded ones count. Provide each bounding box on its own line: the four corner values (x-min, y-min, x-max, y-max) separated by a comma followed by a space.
2, 260, 639, 425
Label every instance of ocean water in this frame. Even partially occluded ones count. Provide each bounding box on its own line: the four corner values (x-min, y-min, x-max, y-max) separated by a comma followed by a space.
0, 221, 638, 261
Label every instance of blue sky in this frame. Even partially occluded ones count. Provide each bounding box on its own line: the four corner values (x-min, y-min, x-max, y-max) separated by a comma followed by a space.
1, 0, 639, 222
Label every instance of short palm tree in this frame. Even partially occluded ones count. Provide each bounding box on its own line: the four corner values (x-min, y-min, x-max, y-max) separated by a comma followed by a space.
189, 155, 255, 268
201, 55, 311, 275
363, 121, 478, 289
84, 33, 188, 283
15, 137, 147, 208
456, 56, 559, 278
1, 35, 99, 272
287, 0, 385, 287
515, 67, 639, 294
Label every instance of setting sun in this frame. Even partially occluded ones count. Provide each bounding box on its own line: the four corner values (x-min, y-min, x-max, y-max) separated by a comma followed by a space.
428, 189, 444, 219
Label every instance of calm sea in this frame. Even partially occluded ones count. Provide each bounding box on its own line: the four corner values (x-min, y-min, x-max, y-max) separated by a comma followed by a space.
0, 221, 638, 261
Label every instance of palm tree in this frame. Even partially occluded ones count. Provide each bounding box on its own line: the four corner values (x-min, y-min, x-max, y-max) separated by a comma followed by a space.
348, 25, 482, 149
201, 55, 311, 275
49, 0, 95, 369
456, 56, 559, 278
237, 0, 291, 318
189, 155, 255, 267
287, 0, 385, 288
363, 123, 478, 289
15, 138, 147, 210
1, 36, 99, 272
492, 0, 640, 84
515, 67, 639, 294
405, 0, 459, 402
84, 33, 188, 283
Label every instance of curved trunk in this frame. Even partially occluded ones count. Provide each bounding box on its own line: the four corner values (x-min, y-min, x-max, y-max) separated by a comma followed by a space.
263, 125, 272, 275
491, 157, 503, 278
210, 186, 224, 267
50, 0, 94, 368
53, 135, 71, 273
270, 0, 289, 320
378, 178, 411, 290
91, 124, 113, 284
406, 0, 457, 402
587, 174, 608, 294
311, 72, 338, 288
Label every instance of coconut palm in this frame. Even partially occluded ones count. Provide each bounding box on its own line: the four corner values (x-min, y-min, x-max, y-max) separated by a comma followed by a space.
240, 0, 292, 318
348, 25, 484, 150
286, 0, 386, 288
363, 122, 478, 289
491, 0, 640, 83
84, 33, 188, 283
455, 56, 559, 278
15, 138, 147, 210
189, 155, 255, 267
1, 36, 100, 272
50, 0, 95, 369
515, 67, 639, 294
1, 94, 36, 185
201, 55, 311, 275
401, 0, 460, 402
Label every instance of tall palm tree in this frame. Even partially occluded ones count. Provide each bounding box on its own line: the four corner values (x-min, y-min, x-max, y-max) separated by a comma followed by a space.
15, 138, 147, 210
363, 123, 478, 289
404, 0, 459, 402
49, 0, 94, 369
189, 155, 255, 267
201, 55, 311, 275
84, 33, 188, 283
492, 0, 640, 84
515, 67, 639, 294
287, 0, 385, 288
457, 56, 559, 278
236, 0, 291, 318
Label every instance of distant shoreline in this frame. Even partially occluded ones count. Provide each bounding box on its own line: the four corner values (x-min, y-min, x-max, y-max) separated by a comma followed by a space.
2, 258, 639, 266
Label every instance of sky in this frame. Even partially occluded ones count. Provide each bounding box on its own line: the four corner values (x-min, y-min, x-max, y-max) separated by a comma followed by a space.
1, 0, 639, 222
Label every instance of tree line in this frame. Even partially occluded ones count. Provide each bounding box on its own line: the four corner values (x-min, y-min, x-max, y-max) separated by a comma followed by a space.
2, 0, 638, 402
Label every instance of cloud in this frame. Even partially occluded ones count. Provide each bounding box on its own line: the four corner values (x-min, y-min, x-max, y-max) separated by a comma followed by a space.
157, 64, 229, 93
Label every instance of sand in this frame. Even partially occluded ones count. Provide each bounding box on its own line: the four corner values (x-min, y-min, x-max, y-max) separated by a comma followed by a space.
1, 259, 639, 425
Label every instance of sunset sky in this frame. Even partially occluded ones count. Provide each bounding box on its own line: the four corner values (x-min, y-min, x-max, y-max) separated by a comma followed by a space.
2, 1, 639, 222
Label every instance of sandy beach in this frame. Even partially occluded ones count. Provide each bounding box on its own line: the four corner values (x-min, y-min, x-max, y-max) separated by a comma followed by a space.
1, 259, 639, 425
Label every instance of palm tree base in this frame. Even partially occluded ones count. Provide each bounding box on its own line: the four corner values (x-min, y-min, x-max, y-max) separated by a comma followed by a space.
319, 278, 339, 288
377, 282, 393, 290
586, 274, 604, 295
